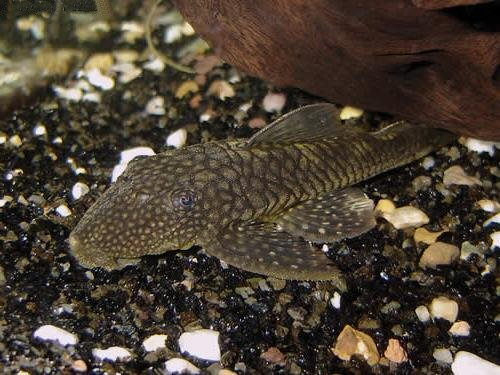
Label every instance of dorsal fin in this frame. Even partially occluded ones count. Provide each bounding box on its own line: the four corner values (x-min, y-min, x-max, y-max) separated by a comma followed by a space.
247, 103, 349, 147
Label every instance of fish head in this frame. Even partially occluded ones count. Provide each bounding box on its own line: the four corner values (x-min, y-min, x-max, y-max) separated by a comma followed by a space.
69, 149, 216, 270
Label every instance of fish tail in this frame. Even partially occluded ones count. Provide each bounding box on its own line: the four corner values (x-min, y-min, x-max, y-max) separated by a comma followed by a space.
371, 122, 456, 168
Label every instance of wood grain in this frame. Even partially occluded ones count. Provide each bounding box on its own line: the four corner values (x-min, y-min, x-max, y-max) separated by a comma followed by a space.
173, 0, 500, 140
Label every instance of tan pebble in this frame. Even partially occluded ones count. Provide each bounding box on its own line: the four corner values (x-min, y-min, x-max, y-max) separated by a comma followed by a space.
382, 206, 429, 229
248, 117, 267, 129
448, 321, 471, 337
71, 359, 87, 372
429, 296, 458, 323
443, 165, 482, 187
113, 50, 139, 63
375, 199, 396, 214
36, 48, 82, 76
218, 370, 238, 375
260, 347, 286, 365
419, 242, 459, 269
262, 92, 286, 112
9, 135, 22, 147
207, 80, 235, 100
414, 228, 444, 245
332, 325, 380, 366
384, 339, 408, 364
84, 53, 114, 73
340, 105, 364, 120
175, 80, 199, 99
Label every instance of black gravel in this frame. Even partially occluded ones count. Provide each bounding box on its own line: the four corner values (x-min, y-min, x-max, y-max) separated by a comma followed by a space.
0, 2, 499, 374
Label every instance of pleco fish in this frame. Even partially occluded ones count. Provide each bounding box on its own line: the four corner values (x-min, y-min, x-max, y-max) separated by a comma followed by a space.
69, 103, 454, 287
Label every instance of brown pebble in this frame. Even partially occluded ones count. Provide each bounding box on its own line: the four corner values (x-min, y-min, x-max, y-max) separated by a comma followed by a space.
384, 339, 408, 363
260, 347, 286, 366
332, 325, 380, 366
194, 54, 222, 74
248, 117, 267, 129
189, 94, 203, 109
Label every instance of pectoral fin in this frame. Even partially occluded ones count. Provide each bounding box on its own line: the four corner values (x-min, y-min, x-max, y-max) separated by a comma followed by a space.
202, 223, 346, 289
275, 188, 376, 242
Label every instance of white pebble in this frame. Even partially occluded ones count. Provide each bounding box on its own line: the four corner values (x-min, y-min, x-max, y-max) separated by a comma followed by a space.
0, 195, 14, 207
92, 346, 132, 362
433, 348, 453, 364
120, 146, 156, 165
87, 68, 114, 90
33, 325, 78, 346
164, 358, 200, 375
339, 106, 364, 120
143, 57, 165, 73
53, 86, 83, 101
55, 204, 72, 217
113, 63, 142, 84
166, 128, 187, 148
145, 96, 166, 115
382, 206, 429, 229
164, 24, 184, 43
178, 329, 221, 361
477, 200, 500, 213
443, 165, 482, 187
0, 133, 6, 144
448, 321, 471, 337
142, 334, 168, 352
330, 292, 341, 309
490, 232, 500, 250
111, 164, 128, 183
421, 156, 435, 170
111, 146, 156, 182
33, 124, 47, 136
415, 305, 431, 322
75, 79, 92, 92
82, 92, 101, 103
262, 93, 286, 113
451, 351, 500, 375
484, 213, 500, 227
120, 67, 142, 84
71, 182, 90, 200
462, 138, 499, 156
121, 21, 144, 43
429, 296, 459, 323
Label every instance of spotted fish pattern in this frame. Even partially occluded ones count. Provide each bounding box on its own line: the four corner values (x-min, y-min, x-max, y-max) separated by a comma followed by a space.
69, 104, 455, 286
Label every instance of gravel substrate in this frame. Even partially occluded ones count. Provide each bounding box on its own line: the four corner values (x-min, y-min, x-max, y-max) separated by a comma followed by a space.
1, 2, 499, 374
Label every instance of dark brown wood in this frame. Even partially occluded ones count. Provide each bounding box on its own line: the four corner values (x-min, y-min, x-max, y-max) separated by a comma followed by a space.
412, 0, 493, 10
173, 0, 500, 140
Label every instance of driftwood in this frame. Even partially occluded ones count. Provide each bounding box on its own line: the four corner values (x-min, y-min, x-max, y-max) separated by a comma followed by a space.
173, 0, 500, 140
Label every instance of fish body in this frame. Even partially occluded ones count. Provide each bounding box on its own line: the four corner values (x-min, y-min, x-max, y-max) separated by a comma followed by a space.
69, 104, 454, 284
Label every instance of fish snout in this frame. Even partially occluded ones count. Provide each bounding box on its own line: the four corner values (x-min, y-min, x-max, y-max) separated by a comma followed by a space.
68, 229, 116, 270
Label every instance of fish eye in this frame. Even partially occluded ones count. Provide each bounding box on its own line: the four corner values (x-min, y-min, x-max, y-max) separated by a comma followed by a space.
172, 190, 197, 210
